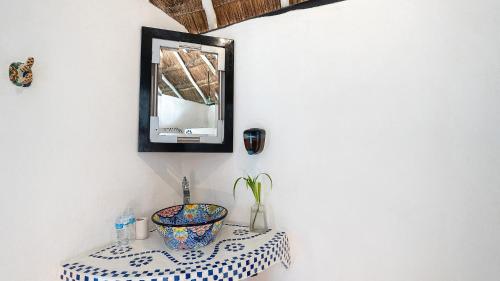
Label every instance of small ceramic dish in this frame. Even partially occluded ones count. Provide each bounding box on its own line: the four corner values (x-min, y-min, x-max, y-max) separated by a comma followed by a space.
151, 203, 228, 250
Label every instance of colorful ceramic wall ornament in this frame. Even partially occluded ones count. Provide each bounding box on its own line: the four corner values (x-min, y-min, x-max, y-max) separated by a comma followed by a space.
244, 128, 266, 155
9, 57, 34, 87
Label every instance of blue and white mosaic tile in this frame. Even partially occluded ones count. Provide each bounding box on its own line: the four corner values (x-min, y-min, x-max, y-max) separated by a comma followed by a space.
183, 250, 204, 260
130, 255, 153, 267
224, 242, 245, 252
60, 224, 290, 281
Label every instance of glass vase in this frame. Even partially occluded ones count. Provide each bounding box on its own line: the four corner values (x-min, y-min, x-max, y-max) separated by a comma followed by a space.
249, 203, 268, 233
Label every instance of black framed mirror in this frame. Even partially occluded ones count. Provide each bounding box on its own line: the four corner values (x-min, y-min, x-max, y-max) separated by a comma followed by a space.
138, 27, 234, 152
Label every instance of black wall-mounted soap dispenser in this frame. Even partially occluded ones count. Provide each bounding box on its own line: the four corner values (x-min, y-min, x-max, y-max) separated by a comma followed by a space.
243, 128, 266, 155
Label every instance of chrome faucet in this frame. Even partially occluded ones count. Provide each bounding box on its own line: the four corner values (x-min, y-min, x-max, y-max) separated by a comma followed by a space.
182, 176, 190, 204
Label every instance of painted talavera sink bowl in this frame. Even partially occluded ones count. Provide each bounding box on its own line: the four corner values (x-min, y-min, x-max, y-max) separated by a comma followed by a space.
152, 204, 228, 250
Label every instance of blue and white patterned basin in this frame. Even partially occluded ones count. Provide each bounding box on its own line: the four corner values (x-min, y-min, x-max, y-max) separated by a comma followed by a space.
151, 204, 228, 250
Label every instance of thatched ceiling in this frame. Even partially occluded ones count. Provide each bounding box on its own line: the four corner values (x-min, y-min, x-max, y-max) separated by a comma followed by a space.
150, 0, 342, 33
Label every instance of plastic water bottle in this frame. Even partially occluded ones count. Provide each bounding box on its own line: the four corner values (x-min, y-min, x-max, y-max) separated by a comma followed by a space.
124, 208, 136, 241
115, 216, 129, 246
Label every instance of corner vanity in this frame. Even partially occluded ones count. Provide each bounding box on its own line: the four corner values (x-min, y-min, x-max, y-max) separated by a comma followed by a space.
59, 26, 290, 281
59, 224, 290, 281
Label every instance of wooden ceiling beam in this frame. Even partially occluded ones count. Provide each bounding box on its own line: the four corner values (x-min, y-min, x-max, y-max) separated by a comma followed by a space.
150, 0, 343, 34
201, 0, 218, 29
150, 0, 209, 33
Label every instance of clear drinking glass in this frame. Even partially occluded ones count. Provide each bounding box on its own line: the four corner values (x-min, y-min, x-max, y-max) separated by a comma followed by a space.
250, 203, 268, 233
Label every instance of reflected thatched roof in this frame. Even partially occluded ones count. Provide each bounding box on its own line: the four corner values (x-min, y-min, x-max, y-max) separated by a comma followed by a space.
159, 48, 219, 104
150, 0, 342, 34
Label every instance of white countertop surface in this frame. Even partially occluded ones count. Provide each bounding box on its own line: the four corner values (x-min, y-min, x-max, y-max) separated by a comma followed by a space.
60, 224, 290, 281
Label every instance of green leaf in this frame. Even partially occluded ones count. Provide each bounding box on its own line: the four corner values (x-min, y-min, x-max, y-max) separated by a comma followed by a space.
257, 182, 262, 203
249, 180, 258, 202
256, 173, 273, 190
233, 173, 273, 204
233, 176, 246, 199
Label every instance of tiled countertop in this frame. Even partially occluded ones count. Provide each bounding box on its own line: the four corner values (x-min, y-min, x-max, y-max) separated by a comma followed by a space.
60, 224, 290, 281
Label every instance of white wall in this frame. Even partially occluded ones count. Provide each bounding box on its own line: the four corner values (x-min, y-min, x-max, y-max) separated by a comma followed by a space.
0, 1, 185, 281
196, 0, 500, 280
1, 1, 500, 281
158, 95, 217, 130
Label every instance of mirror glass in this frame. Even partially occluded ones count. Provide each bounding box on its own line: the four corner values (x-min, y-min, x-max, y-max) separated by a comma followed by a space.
156, 46, 220, 138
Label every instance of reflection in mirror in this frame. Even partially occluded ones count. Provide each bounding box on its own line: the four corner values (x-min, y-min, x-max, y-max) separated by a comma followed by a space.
157, 47, 220, 137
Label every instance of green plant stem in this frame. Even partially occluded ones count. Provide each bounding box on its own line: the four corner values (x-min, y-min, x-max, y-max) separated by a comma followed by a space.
251, 203, 260, 230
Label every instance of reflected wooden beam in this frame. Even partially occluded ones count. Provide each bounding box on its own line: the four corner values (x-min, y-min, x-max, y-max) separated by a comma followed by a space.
161, 74, 184, 99
201, 54, 217, 75
174, 80, 218, 90
174, 52, 208, 104
201, 54, 218, 102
